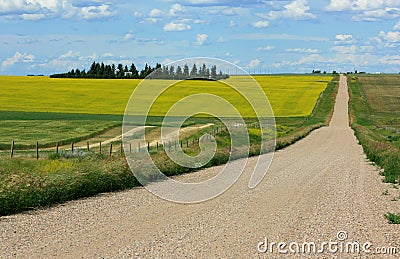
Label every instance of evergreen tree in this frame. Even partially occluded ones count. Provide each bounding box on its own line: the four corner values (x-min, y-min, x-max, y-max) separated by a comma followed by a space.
205, 68, 210, 78
176, 66, 183, 79
199, 63, 206, 77
169, 65, 175, 79
211, 65, 217, 79
117, 63, 124, 78
130, 63, 139, 78
183, 64, 189, 78
190, 64, 198, 78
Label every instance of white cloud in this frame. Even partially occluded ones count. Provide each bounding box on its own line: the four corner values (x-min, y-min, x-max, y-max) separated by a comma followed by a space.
169, 3, 184, 16
124, 32, 134, 40
59, 50, 80, 59
229, 20, 236, 27
325, 0, 400, 21
325, 0, 352, 11
78, 4, 115, 20
221, 8, 238, 16
196, 33, 208, 45
217, 37, 226, 43
102, 53, 114, 57
252, 20, 269, 28
332, 45, 357, 54
2, 51, 35, 68
378, 31, 400, 43
286, 48, 318, 53
326, 0, 400, 11
268, 0, 316, 20
162, 58, 174, 65
0, 0, 116, 20
352, 8, 400, 21
335, 34, 356, 45
336, 34, 353, 41
257, 45, 275, 51
149, 9, 163, 17
393, 20, 400, 30
133, 11, 143, 17
20, 13, 46, 20
164, 22, 191, 31
230, 33, 329, 42
359, 45, 374, 53
246, 59, 260, 68
380, 55, 400, 65
290, 54, 324, 66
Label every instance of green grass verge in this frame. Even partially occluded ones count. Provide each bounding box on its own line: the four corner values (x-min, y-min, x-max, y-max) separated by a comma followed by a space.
348, 75, 400, 183
0, 155, 138, 216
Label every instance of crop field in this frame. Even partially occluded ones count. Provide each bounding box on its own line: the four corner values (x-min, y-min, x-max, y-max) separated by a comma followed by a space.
348, 74, 400, 183
0, 75, 331, 117
0, 75, 339, 215
0, 75, 331, 148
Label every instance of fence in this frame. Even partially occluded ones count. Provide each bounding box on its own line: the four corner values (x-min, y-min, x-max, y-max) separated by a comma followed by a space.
5, 127, 226, 160
5, 123, 260, 160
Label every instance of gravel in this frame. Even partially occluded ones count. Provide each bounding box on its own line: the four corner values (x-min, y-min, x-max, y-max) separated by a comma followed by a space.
1, 75, 399, 258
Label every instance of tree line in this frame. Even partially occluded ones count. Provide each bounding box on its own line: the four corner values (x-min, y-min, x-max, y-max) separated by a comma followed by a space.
50, 61, 229, 80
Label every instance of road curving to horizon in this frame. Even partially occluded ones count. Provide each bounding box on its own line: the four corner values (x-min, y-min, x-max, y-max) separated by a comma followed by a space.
1, 74, 399, 257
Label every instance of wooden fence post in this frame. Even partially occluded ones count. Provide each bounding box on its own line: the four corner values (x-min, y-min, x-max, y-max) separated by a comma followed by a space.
186, 139, 189, 148
87, 141, 90, 151
147, 142, 150, 151
138, 142, 140, 153
120, 143, 123, 155
129, 143, 132, 153
71, 142, 74, 153
10, 140, 14, 158
109, 143, 113, 156
36, 141, 39, 160
56, 142, 59, 154
156, 142, 159, 151
99, 142, 102, 154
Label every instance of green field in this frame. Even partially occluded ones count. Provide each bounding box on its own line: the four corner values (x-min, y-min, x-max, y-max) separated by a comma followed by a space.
348, 74, 400, 183
0, 75, 330, 117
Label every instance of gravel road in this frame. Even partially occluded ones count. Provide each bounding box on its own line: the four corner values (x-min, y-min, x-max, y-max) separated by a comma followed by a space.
1, 75, 399, 258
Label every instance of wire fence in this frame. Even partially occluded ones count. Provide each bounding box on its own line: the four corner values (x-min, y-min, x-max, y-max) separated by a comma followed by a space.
3, 123, 260, 160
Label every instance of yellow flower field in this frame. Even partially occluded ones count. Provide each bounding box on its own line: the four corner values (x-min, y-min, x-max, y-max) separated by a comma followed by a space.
0, 75, 331, 117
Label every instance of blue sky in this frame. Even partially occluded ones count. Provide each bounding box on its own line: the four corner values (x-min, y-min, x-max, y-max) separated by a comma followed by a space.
1, 0, 400, 75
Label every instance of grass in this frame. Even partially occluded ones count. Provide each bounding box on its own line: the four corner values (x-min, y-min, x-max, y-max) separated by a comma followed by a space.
385, 213, 400, 224
348, 75, 400, 183
0, 75, 338, 216
0, 120, 119, 149
0, 155, 138, 216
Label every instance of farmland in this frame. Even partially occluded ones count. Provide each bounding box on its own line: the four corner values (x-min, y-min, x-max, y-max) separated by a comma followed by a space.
348, 74, 400, 183
0, 75, 330, 116
0, 74, 338, 215
0, 75, 331, 147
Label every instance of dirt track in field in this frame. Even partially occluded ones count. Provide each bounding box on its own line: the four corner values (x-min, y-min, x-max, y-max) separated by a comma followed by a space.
1, 75, 399, 258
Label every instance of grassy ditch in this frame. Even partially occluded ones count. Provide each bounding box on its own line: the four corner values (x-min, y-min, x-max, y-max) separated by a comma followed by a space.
348, 75, 400, 184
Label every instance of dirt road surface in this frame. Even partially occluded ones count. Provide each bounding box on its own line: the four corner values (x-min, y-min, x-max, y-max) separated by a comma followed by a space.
1, 75, 399, 258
